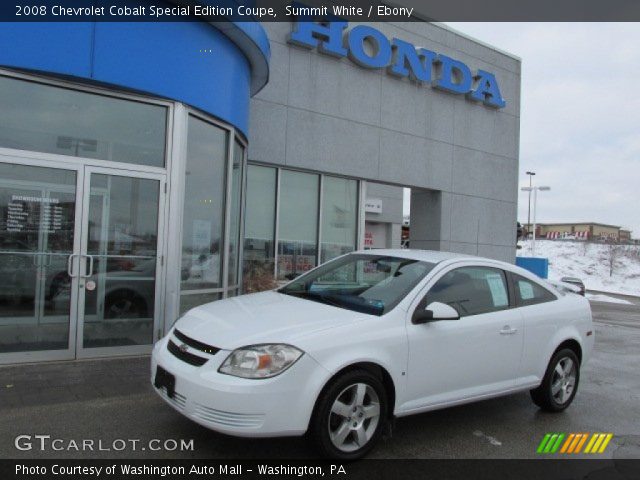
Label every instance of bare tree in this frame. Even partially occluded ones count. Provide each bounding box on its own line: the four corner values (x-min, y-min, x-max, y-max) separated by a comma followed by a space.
608, 243, 623, 277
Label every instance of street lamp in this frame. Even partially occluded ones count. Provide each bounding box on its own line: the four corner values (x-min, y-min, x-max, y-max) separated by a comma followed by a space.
521, 185, 550, 256
525, 171, 536, 235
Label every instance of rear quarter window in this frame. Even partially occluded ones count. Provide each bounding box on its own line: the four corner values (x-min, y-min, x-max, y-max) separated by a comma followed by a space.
512, 273, 557, 306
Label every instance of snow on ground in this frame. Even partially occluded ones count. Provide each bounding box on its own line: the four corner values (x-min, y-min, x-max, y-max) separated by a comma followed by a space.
517, 239, 640, 296
586, 293, 633, 305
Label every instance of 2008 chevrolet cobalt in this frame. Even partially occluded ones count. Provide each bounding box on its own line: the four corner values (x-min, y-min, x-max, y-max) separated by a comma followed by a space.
152, 250, 593, 459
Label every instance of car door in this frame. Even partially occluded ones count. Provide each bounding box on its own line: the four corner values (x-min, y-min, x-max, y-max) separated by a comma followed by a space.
403, 264, 524, 412
508, 272, 560, 384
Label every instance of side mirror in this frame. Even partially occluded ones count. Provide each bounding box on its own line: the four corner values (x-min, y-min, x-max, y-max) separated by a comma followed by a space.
412, 301, 460, 324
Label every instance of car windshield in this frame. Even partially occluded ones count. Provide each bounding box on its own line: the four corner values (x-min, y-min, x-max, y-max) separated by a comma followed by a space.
278, 254, 436, 316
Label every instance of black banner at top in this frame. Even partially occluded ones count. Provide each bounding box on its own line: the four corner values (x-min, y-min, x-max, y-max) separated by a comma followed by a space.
3, 0, 640, 22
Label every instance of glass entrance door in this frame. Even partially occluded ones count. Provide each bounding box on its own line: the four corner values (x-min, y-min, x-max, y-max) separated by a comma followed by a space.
0, 159, 81, 363
75, 166, 165, 357
0, 157, 165, 364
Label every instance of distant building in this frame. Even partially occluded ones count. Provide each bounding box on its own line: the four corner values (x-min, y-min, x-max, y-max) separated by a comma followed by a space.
620, 229, 632, 242
522, 222, 633, 242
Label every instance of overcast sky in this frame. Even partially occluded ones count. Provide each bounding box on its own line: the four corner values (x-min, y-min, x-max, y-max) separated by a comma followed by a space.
403, 23, 639, 236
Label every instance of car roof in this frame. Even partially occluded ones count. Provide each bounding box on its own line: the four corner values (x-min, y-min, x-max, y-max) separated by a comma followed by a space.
354, 248, 480, 264
354, 249, 563, 294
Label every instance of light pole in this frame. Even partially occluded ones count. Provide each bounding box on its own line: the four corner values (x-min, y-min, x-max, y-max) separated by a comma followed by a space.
525, 171, 535, 236
521, 185, 550, 256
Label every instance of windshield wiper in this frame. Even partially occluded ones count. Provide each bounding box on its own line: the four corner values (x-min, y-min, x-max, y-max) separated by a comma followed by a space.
282, 291, 384, 315
282, 291, 344, 308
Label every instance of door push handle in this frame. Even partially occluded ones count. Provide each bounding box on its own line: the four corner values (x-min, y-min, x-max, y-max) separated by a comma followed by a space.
67, 254, 94, 278
67, 253, 79, 277
499, 326, 518, 335
81, 255, 94, 278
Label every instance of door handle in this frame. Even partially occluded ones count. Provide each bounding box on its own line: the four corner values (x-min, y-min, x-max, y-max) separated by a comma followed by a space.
81, 255, 94, 278
68, 254, 94, 278
499, 326, 518, 335
67, 253, 79, 277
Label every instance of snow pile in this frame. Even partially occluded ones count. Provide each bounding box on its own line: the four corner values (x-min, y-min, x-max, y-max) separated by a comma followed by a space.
517, 240, 640, 296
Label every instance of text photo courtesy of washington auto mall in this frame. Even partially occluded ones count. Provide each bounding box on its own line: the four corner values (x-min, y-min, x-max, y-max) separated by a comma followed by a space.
0, 0, 640, 479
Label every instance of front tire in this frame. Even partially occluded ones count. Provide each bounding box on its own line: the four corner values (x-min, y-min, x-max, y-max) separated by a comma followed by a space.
310, 369, 387, 460
530, 348, 580, 412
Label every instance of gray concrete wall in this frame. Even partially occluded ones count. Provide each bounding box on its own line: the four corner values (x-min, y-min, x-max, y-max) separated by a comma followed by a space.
249, 21, 520, 263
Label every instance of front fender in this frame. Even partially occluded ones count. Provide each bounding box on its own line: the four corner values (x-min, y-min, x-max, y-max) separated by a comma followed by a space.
302, 317, 408, 416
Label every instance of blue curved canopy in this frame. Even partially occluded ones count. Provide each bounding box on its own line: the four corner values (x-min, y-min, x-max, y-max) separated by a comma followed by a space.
0, 3, 270, 135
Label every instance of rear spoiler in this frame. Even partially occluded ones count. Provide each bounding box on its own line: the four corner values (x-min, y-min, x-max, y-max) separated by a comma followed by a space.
547, 279, 582, 295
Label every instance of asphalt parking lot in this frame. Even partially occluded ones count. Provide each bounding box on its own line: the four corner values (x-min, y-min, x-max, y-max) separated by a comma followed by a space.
1, 299, 639, 460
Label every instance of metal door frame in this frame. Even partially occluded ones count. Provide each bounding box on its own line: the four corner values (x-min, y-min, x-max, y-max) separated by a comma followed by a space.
75, 165, 167, 359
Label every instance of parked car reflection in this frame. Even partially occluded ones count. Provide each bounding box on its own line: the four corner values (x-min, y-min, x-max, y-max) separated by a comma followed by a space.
51, 256, 156, 322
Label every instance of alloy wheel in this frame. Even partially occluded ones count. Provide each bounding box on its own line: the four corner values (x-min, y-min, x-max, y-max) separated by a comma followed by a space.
551, 356, 577, 404
328, 383, 381, 452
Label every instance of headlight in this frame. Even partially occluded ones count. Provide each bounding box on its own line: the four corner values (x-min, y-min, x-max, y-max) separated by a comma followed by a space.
218, 344, 303, 379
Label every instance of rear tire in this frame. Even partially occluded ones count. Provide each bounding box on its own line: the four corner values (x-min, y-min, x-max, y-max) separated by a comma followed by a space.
310, 369, 387, 460
530, 348, 580, 412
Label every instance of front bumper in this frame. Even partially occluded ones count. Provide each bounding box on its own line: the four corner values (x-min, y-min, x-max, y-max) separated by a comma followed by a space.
150, 334, 329, 437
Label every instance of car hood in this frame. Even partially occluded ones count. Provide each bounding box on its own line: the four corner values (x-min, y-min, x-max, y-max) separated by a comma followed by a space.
174, 290, 370, 350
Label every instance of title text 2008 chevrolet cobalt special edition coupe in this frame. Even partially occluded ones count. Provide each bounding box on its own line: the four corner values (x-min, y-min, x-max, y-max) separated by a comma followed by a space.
152, 250, 593, 459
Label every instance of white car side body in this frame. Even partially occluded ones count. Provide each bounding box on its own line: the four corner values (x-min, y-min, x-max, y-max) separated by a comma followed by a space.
152, 250, 594, 437
397, 257, 592, 415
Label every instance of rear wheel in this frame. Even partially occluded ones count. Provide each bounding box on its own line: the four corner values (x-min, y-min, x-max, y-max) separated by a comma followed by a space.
530, 348, 580, 412
310, 369, 387, 460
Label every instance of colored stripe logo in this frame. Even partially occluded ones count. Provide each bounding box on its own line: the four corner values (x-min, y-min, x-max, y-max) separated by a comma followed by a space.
537, 433, 613, 454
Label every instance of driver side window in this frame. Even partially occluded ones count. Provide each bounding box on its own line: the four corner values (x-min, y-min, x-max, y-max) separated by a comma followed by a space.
422, 266, 510, 317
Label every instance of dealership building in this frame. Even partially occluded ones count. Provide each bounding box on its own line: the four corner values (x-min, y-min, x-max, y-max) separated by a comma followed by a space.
0, 11, 521, 363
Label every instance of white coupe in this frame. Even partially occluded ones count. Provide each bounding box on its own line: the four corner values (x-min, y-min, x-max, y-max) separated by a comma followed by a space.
151, 250, 594, 459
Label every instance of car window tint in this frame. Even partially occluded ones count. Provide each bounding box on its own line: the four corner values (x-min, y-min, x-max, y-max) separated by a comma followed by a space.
513, 274, 557, 306
424, 267, 510, 317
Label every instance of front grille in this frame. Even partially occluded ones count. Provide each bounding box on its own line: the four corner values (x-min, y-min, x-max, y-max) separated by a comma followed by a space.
174, 329, 220, 355
167, 340, 208, 366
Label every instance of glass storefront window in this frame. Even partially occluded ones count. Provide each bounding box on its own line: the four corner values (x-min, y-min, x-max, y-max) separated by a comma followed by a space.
277, 170, 319, 281
180, 116, 227, 313
179, 291, 222, 316
321, 176, 358, 263
0, 71, 260, 362
227, 141, 244, 288
243, 165, 277, 292
0, 75, 167, 167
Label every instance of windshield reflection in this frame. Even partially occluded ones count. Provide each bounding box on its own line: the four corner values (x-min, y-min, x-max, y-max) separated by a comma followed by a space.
279, 254, 436, 316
